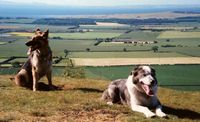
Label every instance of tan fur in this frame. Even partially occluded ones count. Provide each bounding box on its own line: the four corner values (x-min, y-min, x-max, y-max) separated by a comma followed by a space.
13, 28, 53, 91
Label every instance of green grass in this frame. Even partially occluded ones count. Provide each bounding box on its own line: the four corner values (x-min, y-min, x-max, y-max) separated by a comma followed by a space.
0, 75, 199, 121
158, 31, 200, 39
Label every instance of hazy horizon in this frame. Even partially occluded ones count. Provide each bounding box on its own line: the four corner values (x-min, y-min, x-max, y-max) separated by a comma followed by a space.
1, 0, 200, 18
1, 0, 200, 7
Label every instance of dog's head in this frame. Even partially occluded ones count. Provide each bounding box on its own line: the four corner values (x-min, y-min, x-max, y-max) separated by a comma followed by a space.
131, 65, 157, 96
25, 28, 49, 52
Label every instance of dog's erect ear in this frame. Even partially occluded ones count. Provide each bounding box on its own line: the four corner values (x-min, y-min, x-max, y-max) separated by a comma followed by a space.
42, 29, 49, 39
35, 28, 42, 35
36, 28, 40, 31
25, 41, 35, 46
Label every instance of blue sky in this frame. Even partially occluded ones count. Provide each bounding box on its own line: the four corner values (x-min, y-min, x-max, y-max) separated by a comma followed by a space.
1, 0, 200, 6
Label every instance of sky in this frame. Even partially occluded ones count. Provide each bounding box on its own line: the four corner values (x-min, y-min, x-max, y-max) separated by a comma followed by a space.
1, 0, 200, 6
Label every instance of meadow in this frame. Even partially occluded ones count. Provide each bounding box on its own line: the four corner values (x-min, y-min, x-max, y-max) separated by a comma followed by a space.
0, 75, 200, 121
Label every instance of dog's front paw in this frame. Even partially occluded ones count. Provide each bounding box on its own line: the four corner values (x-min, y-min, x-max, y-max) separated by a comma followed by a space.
156, 111, 167, 118
156, 107, 167, 118
107, 102, 113, 105
145, 112, 156, 118
33, 88, 37, 92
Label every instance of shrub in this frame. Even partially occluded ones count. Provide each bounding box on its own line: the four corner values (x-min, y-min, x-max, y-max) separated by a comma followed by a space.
123, 48, 127, 52
86, 48, 90, 52
151, 46, 159, 52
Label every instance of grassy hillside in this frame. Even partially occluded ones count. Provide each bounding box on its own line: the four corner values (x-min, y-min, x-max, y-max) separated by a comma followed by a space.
0, 75, 199, 121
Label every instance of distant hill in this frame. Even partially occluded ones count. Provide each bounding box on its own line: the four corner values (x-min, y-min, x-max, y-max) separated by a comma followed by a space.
0, 4, 200, 18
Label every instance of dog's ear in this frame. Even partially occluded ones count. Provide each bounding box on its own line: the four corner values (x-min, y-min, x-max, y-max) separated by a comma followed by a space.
42, 29, 49, 39
151, 67, 156, 76
133, 76, 139, 84
36, 28, 40, 31
25, 41, 35, 46
132, 66, 140, 84
35, 28, 42, 35
134, 65, 140, 71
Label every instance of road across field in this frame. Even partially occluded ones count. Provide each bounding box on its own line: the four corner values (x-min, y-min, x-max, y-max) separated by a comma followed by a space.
72, 57, 200, 66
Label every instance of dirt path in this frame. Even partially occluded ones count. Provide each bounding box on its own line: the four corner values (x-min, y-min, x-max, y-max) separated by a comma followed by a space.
72, 57, 200, 66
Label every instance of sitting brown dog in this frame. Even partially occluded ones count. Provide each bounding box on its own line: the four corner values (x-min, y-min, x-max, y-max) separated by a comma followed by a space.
12, 29, 53, 91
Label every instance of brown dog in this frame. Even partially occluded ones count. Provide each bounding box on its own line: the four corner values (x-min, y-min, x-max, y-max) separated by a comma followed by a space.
12, 28, 53, 91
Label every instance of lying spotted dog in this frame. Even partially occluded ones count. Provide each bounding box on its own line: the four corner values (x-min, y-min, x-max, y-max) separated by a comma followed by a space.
102, 65, 167, 118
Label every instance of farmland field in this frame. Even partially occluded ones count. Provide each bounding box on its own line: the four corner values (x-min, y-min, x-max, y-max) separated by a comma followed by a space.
69, 52, 188, 58
158, 31, 200, 39
72, 57, 200, 66
118, 31, 160, 40
8, 32, 123, 39
85, 65, 200, 91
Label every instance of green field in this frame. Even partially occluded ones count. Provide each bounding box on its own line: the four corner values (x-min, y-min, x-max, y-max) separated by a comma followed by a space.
158, 31, 200, 39
119, 31, 160, 40
9, 32, 122, 39
85, 65, 200, 91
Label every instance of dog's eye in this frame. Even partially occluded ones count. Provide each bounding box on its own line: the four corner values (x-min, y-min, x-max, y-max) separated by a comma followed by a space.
143, 74, 147, 77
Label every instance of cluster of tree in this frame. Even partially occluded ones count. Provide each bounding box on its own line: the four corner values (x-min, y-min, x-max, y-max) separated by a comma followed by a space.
32, 17, 200, 26
33, 18, 96, 26
0, 17, 30, 19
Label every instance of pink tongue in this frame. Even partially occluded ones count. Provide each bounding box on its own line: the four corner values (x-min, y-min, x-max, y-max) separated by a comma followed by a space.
142, 84, 153, 96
